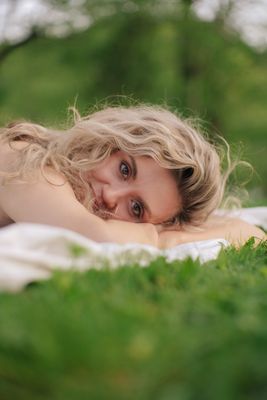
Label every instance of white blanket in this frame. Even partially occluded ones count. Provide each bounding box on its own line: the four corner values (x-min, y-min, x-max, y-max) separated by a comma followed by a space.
0, 207, 266, 292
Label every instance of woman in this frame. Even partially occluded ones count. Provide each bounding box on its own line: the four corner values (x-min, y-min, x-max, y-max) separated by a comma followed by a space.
0, 105, 265, 248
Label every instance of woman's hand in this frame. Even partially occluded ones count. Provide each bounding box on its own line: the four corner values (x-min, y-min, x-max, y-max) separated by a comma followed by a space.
158, 216, 266, 249
106, 219, 159, 247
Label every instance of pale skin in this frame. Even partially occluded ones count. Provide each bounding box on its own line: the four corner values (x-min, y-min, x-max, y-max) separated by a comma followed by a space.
0, 141, 265, 249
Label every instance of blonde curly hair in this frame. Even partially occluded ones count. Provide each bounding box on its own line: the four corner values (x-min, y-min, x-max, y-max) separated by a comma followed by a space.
0, 105, 229, 226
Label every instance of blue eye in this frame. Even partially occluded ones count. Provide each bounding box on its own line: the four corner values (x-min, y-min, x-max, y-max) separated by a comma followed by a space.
131, 200, 144, 220
120, 161, 130, 179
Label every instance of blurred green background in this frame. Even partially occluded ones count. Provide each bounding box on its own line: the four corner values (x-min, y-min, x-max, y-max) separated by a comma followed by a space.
0, 0, 266, 202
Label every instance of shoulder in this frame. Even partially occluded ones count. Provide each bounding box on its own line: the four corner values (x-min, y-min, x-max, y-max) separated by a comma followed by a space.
0, 140, 74, 194
210, 216, 266, 246
0, 140, 28, 169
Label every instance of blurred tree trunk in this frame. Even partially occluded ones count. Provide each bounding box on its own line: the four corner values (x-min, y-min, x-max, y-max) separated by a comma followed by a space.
89, 12, 157, 100
179, 0, 194, 109
175, 0, 224, 131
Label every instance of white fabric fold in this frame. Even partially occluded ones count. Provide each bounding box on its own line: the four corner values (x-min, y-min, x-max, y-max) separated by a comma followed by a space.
215, 207, 267, 228
0, 207, 266, 292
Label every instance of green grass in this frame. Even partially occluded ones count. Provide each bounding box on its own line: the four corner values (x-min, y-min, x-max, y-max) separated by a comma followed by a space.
0, 240, 267, 400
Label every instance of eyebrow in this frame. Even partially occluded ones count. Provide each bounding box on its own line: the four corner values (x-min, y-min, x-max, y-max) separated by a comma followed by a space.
129, 155, 137, 179
128, 155, 152, 219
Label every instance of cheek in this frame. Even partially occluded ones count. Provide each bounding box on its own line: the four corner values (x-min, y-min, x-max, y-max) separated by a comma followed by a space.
91, 164, 109, 180
115, 203, 132, 222
90, 161, 117, 184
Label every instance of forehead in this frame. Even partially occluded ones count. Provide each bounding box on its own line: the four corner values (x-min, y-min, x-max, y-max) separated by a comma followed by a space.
131, 155, 181, 223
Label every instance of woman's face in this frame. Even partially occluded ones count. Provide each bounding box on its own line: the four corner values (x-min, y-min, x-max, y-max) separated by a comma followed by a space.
85, 151, 181, 224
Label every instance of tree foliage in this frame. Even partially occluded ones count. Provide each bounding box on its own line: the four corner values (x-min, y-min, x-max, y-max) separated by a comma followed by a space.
0, 0, 266, 197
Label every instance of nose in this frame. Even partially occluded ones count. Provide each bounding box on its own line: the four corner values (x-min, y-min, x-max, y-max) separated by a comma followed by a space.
102, 184, 128, 211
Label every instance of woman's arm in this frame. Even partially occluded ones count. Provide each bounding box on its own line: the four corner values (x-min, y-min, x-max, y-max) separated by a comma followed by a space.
0, 168, 158, 246
158, 215, 266, 249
